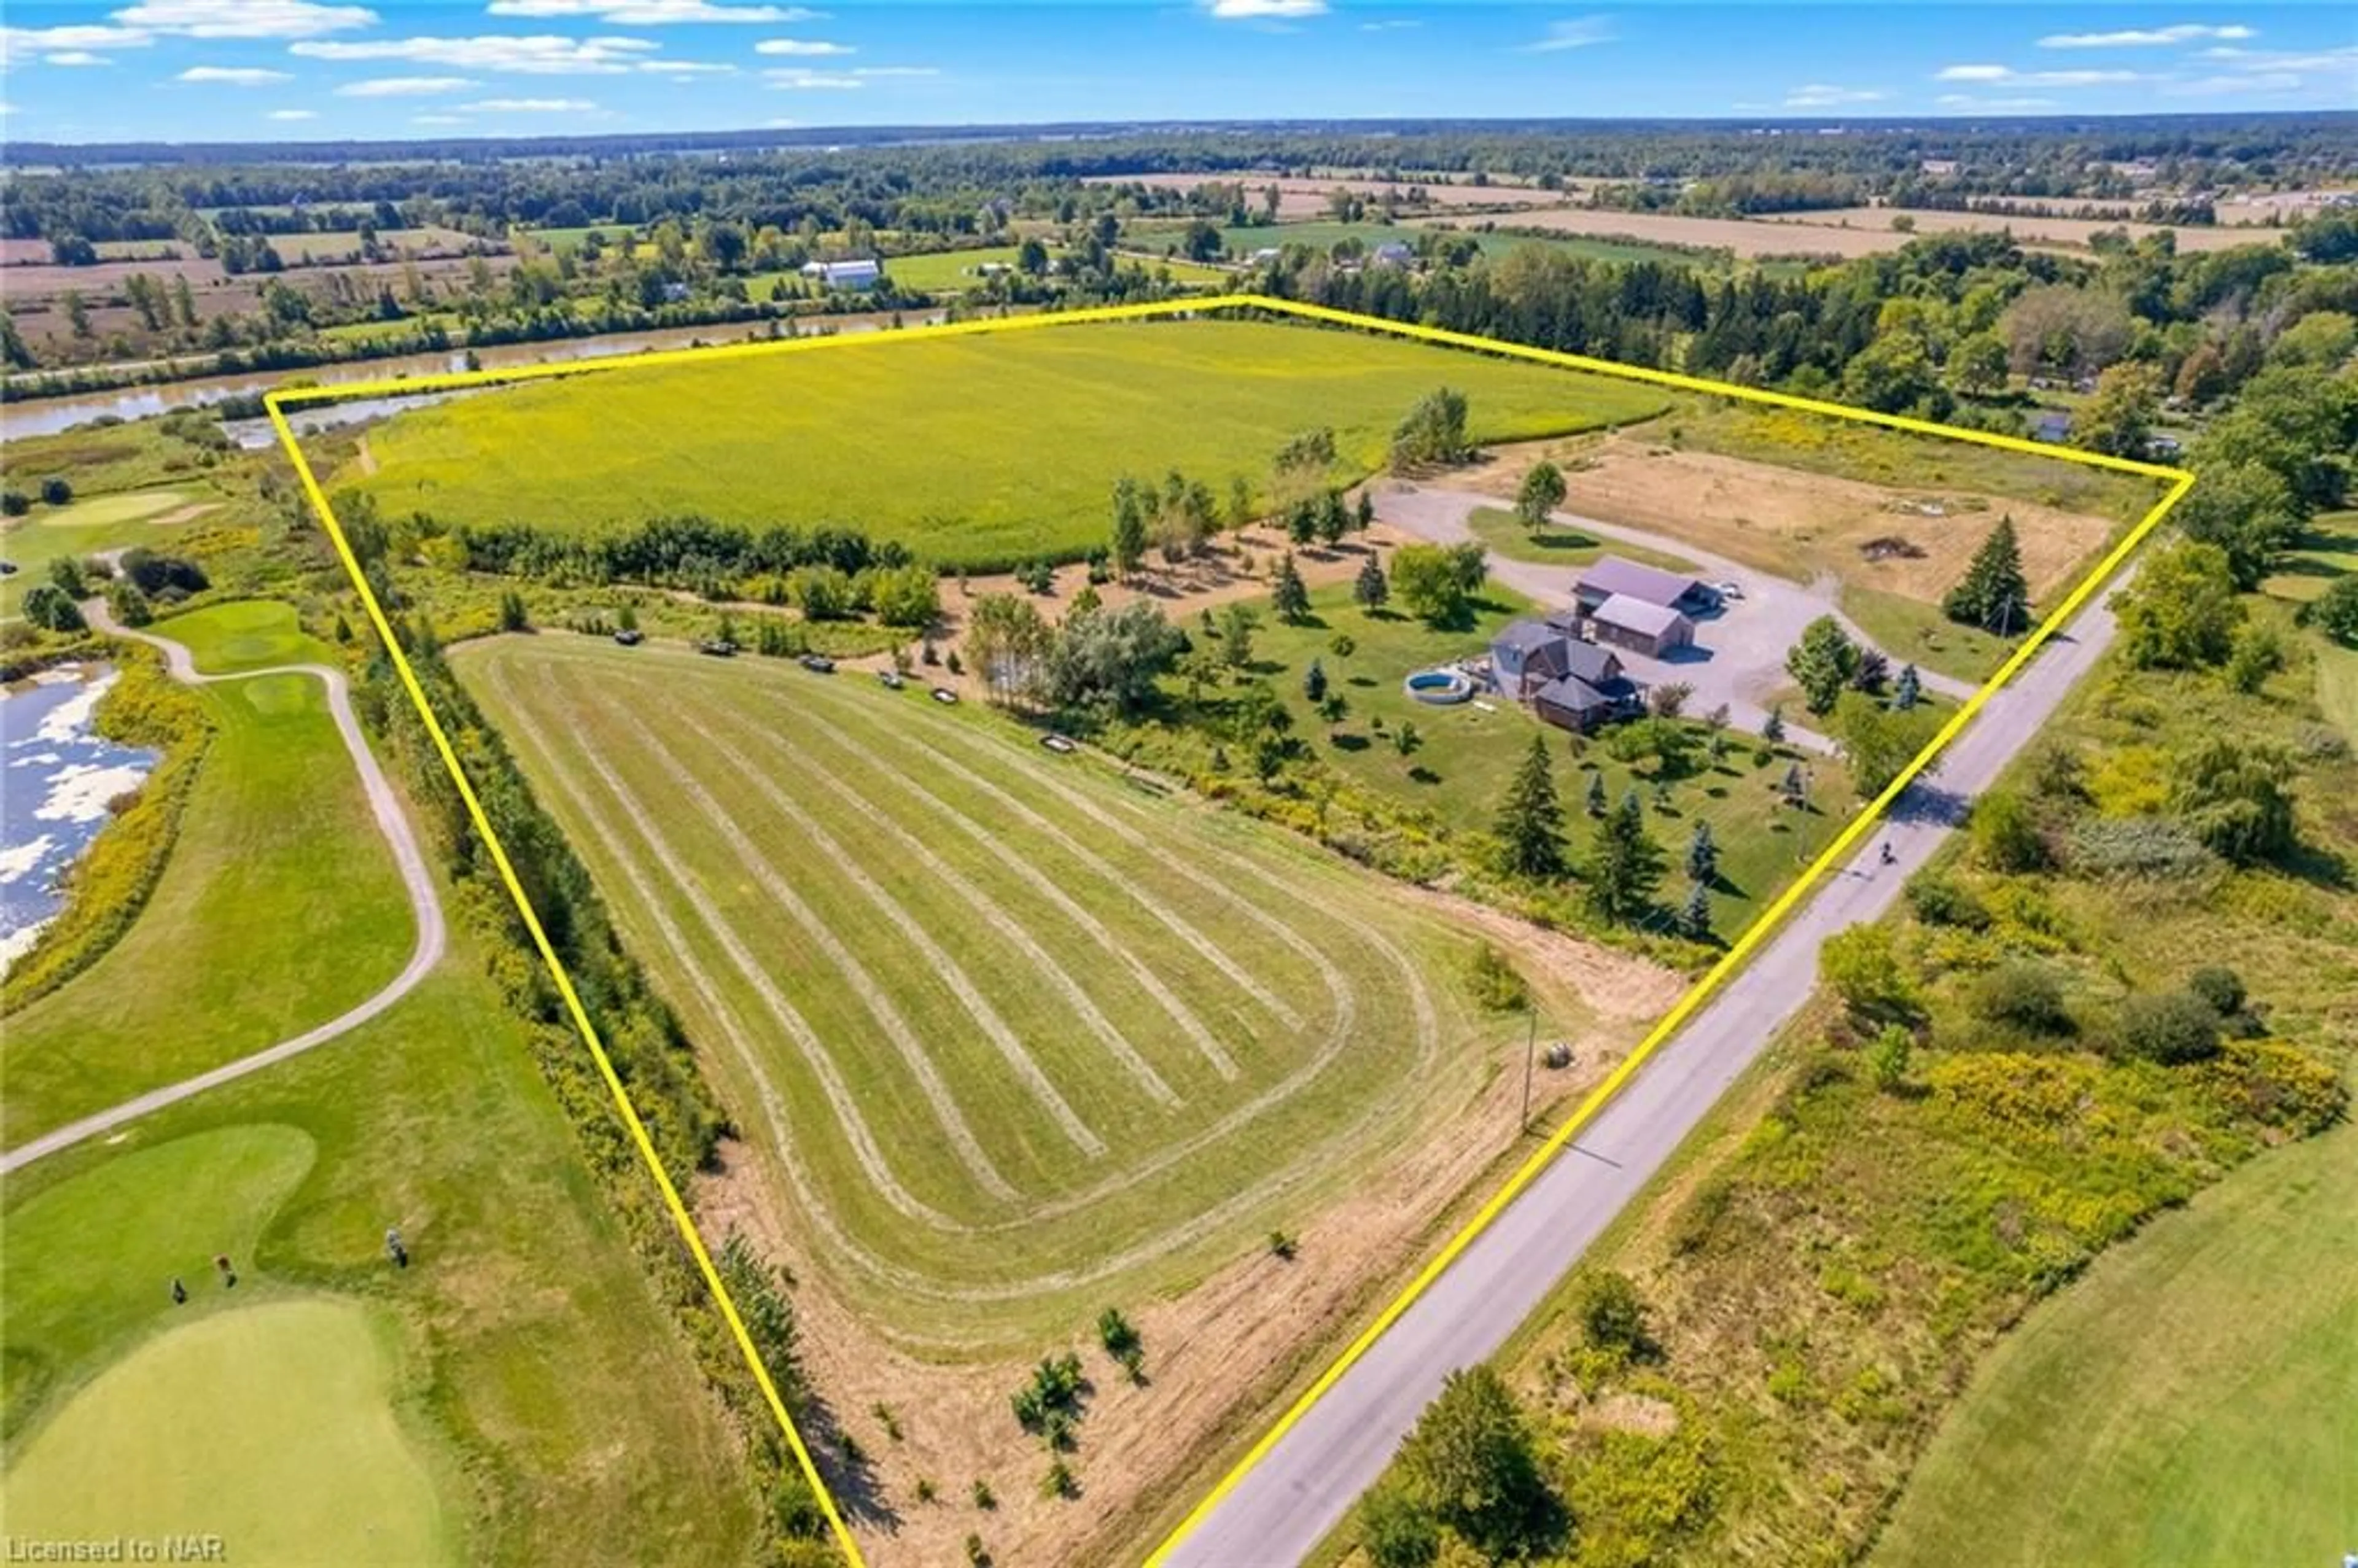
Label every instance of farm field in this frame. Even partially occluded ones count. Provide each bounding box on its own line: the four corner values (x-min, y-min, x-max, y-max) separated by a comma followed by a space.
1872, 1111, 2358, 1568
0, 603, 411, 1147
356, 316, 1668, 568
1408, 206, 1908, 259
457, 632, 1514, 1348
1096, 173, 1573, 219
264, 226, 479, 263
1218, 220, 1720, 270
457, 631, 1686, 1564
1757, 205, 2270, 253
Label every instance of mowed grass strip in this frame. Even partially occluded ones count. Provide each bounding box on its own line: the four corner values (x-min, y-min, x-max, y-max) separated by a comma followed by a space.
455, 635, 1487, 1345
1, 607, 412, 1147
359, 317, 1667, 567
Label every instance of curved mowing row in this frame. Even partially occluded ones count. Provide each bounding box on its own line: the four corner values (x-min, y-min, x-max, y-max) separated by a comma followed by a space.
461, 638, 1485, 1346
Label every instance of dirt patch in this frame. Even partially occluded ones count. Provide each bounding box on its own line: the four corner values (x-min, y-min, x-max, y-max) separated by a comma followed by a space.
1412, 208, 1898, 260
1580, 1390, 1680, 1438
1455, 433, 2112, 605
354, 437, 379, 478
692, 913, 1681, 1568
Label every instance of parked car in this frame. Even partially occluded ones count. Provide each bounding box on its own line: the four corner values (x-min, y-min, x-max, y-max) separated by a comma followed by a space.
1041, 733, 1078, 754
877, 669, 905, 689
1711, 580, 1744, 602
930, 686, 959, 705
799, 653, 835, 673
613, 627, 643, 646
697, 637, 736, 658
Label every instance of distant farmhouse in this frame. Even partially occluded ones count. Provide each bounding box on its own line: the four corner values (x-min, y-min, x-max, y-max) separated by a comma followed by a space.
1372, 240, 1416, 269
801, 258, 882, 291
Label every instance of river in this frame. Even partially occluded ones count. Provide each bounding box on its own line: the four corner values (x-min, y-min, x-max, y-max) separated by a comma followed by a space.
0, 664, 156, 974
1, 307, 952, 441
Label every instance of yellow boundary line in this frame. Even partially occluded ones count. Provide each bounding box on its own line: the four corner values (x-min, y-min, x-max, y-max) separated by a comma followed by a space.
263, 295, 2192, 1568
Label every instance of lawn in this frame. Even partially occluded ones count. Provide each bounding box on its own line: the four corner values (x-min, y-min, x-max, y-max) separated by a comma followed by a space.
1841, 581, 2022, 686
0, 603, 413, 1146
355, 316, 1668, 570
2259, 510, 2358, 604
1226, 579, 1852, 939
1467, 505, 1702, 573
1872, 1112, 2358, 1568
454, 632, 1515, 1349
0, 936, 763, 1564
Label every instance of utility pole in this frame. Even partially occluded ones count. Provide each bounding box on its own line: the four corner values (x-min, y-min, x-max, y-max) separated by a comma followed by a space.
1519, 1005, 1538, 1133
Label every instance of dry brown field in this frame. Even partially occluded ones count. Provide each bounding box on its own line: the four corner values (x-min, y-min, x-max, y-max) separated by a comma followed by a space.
1762, 205, 2267, 252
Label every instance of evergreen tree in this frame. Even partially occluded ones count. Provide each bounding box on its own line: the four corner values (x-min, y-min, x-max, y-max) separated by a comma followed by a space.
1584, 789, 1665, 923
1288, 498, 1318, 546
1354, 490, 1376, 532
1686, 819, 1718, 885
1494, 735, 1566, 879
1683, 880, 1714, 939
1271, 552, 1310, 623
1943, 515, 2030, 633
1111, 478, 1148, 578
1585, 770, 1608, 817
1316, 488, 1348, 545
1893, 662, 1921, 710
1302, 657, 1328, 704
1764, 704, 1787, 743
1352, 553, 1390, 611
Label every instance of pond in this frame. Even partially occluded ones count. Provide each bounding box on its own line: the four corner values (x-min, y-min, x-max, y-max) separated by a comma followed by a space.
1, 666, 157, 973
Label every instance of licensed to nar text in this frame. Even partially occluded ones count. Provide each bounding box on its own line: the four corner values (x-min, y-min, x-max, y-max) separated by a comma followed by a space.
6, 1539, 227, 1564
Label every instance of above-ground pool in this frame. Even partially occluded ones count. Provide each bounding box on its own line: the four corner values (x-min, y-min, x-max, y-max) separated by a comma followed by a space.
1403, 667, 1474, 704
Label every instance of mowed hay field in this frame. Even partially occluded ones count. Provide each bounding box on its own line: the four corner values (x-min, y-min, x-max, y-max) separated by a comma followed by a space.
356, 317, 1667, 568
456, 635, 1506, 1350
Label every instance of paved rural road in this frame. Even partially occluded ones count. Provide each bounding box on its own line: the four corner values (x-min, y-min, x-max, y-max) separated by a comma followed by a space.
1, 603, 446, 1175
1163, 564, 2131, 1566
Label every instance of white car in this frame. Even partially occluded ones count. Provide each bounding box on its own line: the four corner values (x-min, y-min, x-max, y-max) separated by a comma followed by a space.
1712, 580, 1745, 602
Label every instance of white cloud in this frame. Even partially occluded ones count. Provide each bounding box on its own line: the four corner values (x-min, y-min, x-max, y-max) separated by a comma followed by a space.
112, 1, 376, 39
487, 0, 818, 19
267, 107, 317, 118
765, 68, 860, 88
2039, 23, 2253, 49
1934, 64, 2142, 87
642, 58, 735, 72
1524, 15, 1615, 53
2195, 44, 2358, 74
852, 66, 933, 77
1936, 93, 2061, 112
1359, 18, 1419, 31
1205, 0, 1326, 18
294, 34, 661, 74
44, 50, 114, 65
177, 64, 294, 84
1783, 83, 1886, 108
753, 37, 850, 55
462, 96, 597, 110
0, 25, 155, 67
762, 116, 798, 128
337, 75, 478, 95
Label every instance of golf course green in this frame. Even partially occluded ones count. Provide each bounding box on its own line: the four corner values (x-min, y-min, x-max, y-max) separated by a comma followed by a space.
4, 1299, 454, 1566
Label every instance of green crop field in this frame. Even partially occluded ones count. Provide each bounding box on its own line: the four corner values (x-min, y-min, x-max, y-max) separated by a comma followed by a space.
1872, 1113, 2358, 1568
356, 316, 1668, 569
0, 604, 413, 1146
455, 634, 1529, 1350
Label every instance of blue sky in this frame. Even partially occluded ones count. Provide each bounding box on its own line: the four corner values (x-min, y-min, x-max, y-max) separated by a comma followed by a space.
1, 2, 2351, 143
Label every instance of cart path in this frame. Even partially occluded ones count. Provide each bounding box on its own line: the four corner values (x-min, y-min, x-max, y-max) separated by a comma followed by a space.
2, 600, 445, 1175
